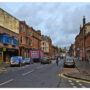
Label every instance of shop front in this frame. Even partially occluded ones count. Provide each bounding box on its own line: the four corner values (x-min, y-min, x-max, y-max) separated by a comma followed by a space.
0, 47, 3, 64
3, 48, 18, 62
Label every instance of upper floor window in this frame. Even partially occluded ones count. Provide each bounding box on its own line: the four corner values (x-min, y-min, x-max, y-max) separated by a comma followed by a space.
30, 32, 33, 36
30, 40, 32, 46
21, 24, 24, 32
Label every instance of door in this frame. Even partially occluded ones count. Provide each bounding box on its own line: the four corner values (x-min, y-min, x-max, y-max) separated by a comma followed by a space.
0, 52, 3, 64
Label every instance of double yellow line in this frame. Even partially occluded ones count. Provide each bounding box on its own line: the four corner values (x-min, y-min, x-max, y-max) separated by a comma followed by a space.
58, 73, 90, 84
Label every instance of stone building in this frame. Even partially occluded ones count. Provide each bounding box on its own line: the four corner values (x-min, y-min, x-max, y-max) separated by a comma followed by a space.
0, 8, 19, 64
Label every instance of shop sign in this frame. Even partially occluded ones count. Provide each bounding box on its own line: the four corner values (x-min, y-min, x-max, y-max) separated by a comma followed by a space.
3, 48, 6, 51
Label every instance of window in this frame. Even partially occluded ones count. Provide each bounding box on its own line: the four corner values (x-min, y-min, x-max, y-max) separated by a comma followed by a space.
30, 40, 32, 46
21, 24, 24, 32
30, 32, 33, 36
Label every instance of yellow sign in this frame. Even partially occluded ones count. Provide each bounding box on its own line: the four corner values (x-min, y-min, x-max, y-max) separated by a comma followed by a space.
3, 48, 6, 51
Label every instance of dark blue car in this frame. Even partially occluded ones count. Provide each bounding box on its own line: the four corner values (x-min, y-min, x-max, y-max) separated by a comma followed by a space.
24, 58, 33, 64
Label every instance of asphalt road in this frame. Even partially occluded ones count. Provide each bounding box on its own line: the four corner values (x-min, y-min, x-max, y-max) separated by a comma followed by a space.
0, 59, 90, 88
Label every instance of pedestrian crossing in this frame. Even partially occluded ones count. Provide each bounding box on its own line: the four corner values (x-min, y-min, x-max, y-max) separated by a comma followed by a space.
68, 79, 90, 88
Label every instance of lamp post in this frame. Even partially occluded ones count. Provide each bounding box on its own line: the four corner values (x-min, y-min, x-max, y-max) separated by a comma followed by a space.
83, 16, 86, 72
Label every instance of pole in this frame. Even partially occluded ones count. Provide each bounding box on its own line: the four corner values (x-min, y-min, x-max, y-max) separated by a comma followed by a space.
83, 16, 86, 72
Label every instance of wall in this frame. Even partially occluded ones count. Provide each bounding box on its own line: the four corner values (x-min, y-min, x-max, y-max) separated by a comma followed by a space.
0, 8, 19, 34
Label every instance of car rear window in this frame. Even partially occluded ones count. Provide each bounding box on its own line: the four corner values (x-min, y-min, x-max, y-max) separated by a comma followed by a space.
66, 58, 74, 61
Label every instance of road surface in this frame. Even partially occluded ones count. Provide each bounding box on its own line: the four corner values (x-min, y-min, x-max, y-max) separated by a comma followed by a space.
0, 59, 90, 88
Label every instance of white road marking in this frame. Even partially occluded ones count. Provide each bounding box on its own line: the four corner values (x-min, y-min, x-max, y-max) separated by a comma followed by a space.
78, 83, 83, 86
76, 80, 79, 82
22, 70, 34, 76
0, 79, 14, 86
68, 80, 72, 83
70, 83, 75, 85
81, 86, 86, 88
73, 86, 77, 88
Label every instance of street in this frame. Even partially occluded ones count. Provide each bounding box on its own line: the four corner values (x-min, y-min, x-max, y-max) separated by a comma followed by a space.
0, 59, 90, 88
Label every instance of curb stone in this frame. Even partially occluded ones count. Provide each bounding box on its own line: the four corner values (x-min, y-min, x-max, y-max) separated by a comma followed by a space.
64, 73, 90, 82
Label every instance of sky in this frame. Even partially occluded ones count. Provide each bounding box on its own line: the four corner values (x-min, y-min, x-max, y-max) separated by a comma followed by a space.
0, 2, 90, 49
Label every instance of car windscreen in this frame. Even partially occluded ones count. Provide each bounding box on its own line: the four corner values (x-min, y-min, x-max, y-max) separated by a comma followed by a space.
11, 57, 18, 61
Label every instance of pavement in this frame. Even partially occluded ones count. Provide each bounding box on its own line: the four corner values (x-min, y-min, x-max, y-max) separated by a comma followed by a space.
64, 60, 90, 81
0, 62, 10, 68
0, 62, 10, 72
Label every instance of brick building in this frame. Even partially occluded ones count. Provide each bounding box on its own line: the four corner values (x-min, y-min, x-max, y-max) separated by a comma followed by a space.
75, 16, 90, 61
69, 44, 75, 57
19, 21, 31, 58
52, 45, 58, 56
19, 21, 42, 58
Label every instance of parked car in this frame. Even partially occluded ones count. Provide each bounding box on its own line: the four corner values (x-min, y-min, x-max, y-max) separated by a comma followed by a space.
41, 56, 51, 64
10, 56, 24, 67
47, 56, 52, 63
51, 56, 55, 60
64, 57, 75, 67
24, 58, 33, 64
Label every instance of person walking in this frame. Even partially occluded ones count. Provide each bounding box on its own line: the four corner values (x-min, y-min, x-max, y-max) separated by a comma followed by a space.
56, 56, 59, 66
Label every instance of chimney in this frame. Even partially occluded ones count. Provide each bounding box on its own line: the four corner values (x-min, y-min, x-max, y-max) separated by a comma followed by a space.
83, 16, 86, 27
80, 24, 82, 30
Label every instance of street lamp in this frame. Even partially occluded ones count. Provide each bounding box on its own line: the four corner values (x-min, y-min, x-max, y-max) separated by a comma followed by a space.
83, 16, 86, 72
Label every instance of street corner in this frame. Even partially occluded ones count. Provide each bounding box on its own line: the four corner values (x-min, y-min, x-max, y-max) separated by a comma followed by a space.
58, 67, 79, 79
58, 67, 90, 84
0, 67, 7, 73
63, 67, 79, 74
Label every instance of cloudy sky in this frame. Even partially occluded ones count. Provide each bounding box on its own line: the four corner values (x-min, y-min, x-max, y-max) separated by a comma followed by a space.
0, 2, 90, 49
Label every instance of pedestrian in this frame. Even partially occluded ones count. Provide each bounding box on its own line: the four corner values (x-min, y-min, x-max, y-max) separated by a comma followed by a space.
56, 56, 58, 66
89, 57, 90, 63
